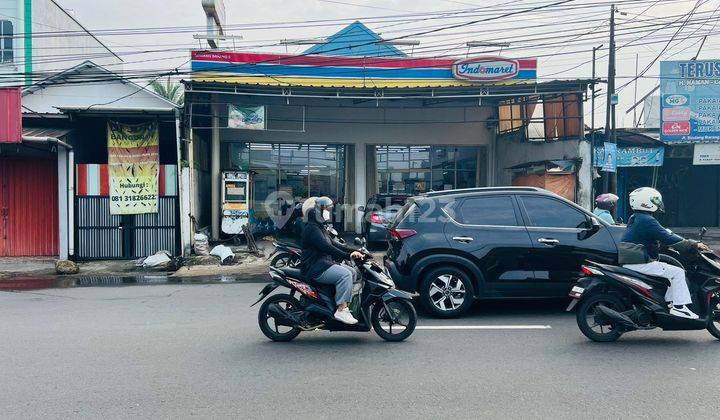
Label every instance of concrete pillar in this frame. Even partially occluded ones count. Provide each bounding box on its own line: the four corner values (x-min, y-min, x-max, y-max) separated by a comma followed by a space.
577, 139, 593, 210
210, 101, 221, 239
176, 110, 192, 255
353, 143, 367, 234
57, 148, 69, 260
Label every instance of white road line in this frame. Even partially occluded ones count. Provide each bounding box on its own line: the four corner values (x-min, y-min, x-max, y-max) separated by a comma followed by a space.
415, 325, 552, 330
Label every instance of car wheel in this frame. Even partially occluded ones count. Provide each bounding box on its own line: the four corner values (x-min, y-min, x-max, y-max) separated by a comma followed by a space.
420, 266, 474, 318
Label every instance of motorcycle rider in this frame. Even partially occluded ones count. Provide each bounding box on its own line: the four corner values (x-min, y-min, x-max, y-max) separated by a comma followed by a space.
622, 187, 708, 319
593, 193, 618, 224
301, 196, 364, 324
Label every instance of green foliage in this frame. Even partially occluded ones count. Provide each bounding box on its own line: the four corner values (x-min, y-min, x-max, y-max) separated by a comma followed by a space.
150, 77, 184, 106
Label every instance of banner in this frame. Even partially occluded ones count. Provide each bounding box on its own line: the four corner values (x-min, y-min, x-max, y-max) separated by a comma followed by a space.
594, 146, 665, 168
228, 105, 265, 130
107, 120, 159, 215
660, 60, 720, 143
693, 143, 720, 165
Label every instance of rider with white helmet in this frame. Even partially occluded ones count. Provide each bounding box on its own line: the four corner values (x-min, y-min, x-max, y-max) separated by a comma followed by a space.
622, 187, 708, 319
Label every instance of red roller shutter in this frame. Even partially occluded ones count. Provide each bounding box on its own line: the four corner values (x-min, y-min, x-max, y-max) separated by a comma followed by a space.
0, 158, 58, 256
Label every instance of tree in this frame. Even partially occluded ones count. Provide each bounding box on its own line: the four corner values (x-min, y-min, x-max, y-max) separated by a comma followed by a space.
150, 77, 184, 106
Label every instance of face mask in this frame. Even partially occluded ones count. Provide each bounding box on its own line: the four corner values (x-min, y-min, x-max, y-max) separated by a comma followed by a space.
322, 209, 331, 221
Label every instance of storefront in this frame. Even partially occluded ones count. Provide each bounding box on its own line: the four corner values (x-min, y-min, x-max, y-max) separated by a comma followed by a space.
182, 22, 592, 238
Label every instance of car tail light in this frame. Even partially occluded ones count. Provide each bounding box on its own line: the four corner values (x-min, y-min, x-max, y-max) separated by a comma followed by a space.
389, 228, 416, 240
370, 213, 383, 224
581, 265, 603, 277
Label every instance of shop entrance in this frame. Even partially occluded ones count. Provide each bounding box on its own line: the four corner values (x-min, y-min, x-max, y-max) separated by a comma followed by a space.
224, 142, 347, 230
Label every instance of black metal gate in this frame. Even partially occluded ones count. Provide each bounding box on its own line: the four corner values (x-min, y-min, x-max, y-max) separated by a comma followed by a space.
75, 196, 179, 260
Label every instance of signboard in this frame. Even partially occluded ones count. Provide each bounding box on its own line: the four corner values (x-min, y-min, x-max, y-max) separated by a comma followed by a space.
107, 121, 159, 215
601, 142, 617, 172
594, 146, 664, 168
660, 60, 720, 143
693, 143, 720, 165
452, 57, 519, 81
228, 105, 265, 130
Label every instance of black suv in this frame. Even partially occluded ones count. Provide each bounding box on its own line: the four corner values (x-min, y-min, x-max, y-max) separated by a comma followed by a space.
384, 187, 625, 318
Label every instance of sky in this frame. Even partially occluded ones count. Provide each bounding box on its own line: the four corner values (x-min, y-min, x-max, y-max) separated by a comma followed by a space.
56, 0, 720, 128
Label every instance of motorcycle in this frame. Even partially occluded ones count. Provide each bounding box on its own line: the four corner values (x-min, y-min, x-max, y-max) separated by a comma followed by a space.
267, 225, 346, 268
568, 233, 720, 342
252, 238, 417, 342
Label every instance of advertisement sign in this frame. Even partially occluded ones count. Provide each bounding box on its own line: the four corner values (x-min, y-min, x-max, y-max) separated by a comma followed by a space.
107, 121, 159, 215
594, 146, 664, 168
228, 105, 266, 130
693, 143, 720, 165
660, 60, 720, 143
600, 142, 617, 172
452, 56, 520, 81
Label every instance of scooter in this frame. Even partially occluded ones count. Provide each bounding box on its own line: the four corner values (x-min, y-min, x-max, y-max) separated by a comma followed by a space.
568, 239, 720, 342
267, 224, 346, 268
252, 238, 417, 342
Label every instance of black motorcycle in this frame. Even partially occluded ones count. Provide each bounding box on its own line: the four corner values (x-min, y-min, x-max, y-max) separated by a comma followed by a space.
253, 239, 417, 342
568, 242, 720, 342
267, 225, 346, 269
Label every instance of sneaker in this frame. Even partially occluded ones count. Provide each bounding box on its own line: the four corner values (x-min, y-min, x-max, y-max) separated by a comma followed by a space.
334, 308, 358, 325
669, 305, 699, 320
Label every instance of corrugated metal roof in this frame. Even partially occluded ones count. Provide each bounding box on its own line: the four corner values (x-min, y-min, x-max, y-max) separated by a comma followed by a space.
22, 127, 72, 139
186, 75, 591, 91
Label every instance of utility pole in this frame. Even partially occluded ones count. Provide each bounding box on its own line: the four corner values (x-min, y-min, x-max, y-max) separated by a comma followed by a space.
604, 4, 617, 194
590, 44, 603, 203
633, 53, 639, 127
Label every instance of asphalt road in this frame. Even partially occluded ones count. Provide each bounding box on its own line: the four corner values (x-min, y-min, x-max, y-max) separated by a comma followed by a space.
1, 282, 719, 419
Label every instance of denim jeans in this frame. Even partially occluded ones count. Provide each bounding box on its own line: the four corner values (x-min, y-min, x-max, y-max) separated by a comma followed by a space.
316, 264, 354, 306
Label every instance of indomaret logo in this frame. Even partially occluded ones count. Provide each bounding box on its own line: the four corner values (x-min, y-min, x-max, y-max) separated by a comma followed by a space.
452, 57, 519, 81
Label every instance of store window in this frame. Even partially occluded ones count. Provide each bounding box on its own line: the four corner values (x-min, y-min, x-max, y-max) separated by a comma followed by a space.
376, 145, 485, 194
224, 142, 345, 221
0, 20, 12, 63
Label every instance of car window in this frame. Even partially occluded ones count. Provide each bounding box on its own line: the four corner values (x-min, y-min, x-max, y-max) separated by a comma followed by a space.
520, 196, 587, 228
456, 196, 518, 226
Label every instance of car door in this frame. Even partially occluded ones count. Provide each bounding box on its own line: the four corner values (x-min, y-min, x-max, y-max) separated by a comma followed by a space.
517, 194, 618, 296
443, 195, 536, 297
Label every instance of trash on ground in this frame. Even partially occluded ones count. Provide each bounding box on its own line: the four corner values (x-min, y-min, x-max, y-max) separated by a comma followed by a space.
193, 233, 210, 256
141, 251, 173, 270
210, 245, 235, 265
55, 260, 79, 275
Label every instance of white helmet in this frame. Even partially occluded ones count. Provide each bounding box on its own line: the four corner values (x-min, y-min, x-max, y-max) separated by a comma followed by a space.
301, 197, 318, 218
629, 187, 665, 213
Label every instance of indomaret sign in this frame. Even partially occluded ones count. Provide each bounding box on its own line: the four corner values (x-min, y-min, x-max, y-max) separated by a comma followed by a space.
107, 120, 160, 215
452, 57, 522, 82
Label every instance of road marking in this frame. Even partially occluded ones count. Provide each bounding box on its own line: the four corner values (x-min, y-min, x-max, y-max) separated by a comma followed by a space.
415, 325, 552, 330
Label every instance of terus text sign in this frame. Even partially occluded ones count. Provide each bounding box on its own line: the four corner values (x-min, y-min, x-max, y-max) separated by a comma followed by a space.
107, 120, 159, 215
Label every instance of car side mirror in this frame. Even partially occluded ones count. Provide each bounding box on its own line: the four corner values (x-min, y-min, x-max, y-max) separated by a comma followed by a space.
354, 237, 364, 246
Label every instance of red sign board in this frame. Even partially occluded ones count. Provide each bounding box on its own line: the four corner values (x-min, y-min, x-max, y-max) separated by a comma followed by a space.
0, 88, 21, 143
662, 121, 691, 136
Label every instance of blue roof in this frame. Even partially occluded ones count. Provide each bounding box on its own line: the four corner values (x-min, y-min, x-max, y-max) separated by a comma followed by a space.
303, 21, 406, 58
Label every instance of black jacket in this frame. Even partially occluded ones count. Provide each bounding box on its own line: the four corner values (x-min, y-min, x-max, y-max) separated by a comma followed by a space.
300, 210, 352, 280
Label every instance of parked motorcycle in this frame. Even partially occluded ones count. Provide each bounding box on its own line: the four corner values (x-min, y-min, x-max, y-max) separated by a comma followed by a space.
568, 237, 720, 342
253, 238, 417, 342
267, 225, 346, 268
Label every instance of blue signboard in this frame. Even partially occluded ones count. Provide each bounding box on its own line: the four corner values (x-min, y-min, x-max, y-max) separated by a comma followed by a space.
594, 146, 664, 167
660, 60, 720, 143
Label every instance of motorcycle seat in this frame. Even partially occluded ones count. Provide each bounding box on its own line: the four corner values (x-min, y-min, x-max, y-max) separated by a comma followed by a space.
279, 267, 303, 280
594, 263, 672, 288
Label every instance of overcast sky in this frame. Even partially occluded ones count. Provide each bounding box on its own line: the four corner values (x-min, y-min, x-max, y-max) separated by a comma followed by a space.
56, 0, 720, 128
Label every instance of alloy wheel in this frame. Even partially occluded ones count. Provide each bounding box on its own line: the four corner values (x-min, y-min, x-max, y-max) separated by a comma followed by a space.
428, 274, 466, 312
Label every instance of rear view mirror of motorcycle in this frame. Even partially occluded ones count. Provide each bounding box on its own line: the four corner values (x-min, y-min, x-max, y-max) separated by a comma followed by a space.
700, 227, 708, 241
